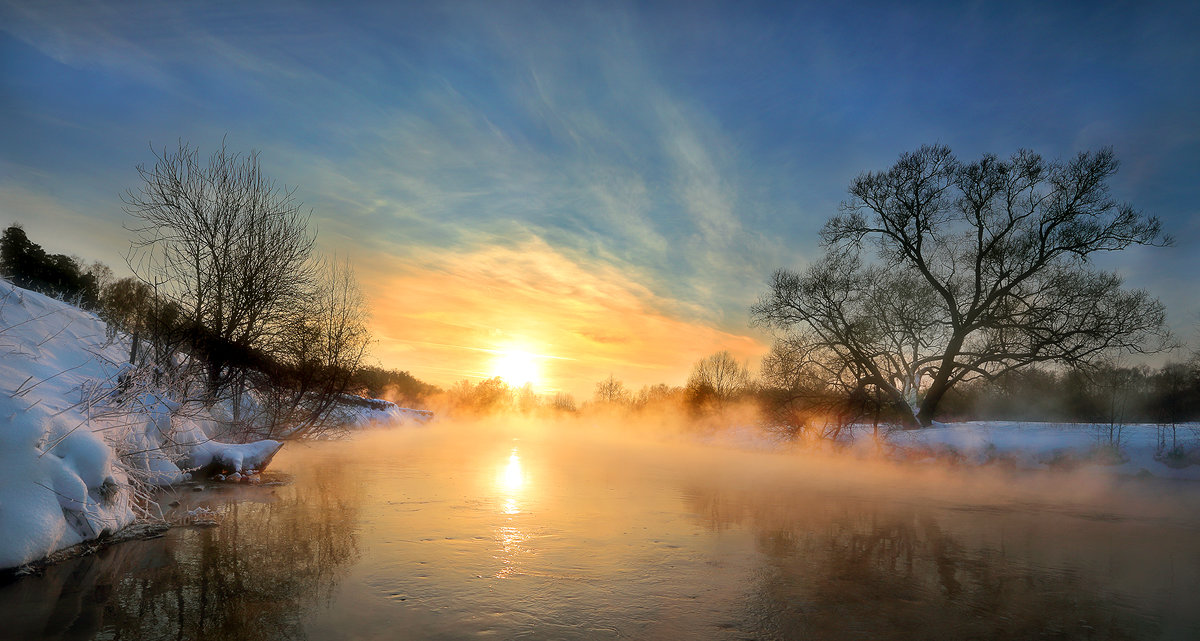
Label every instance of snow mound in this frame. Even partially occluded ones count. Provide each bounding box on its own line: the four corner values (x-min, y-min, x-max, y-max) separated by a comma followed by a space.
0, 282, 135, 568
0, 280, 288, 569
186, 438, 282, 474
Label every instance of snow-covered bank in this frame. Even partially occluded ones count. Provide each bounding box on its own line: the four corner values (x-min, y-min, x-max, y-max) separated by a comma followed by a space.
0, 281, 283, 569
886, 421, 1200, 480
683, 414, 1200, 480
708, 419, 1200, 480
332, 393, 434, 429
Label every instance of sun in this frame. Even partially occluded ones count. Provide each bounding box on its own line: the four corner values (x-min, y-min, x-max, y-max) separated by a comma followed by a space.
491, 349, 540, 388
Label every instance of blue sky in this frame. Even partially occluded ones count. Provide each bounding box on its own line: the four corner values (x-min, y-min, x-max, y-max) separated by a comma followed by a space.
2, 0, 1197, 393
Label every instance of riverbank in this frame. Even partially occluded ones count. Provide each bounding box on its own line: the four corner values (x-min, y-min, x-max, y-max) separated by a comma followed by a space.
0, 279, 423, 570
705, 419, 1200, 480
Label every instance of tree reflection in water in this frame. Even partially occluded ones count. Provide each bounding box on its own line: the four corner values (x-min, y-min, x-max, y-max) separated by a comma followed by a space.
5, 430, 1200, 641
683, 485, 1180, 640
2, 459, 359, 641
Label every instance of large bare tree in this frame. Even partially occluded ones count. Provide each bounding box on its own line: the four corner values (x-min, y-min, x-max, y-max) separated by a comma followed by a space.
123, 140, 318, 399
754, 145, 1169, 427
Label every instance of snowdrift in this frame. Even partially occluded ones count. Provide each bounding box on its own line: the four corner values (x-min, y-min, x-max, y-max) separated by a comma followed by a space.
0, 281, 282, 569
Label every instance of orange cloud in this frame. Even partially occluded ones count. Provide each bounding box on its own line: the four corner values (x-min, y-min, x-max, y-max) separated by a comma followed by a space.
356, 237, 768, 399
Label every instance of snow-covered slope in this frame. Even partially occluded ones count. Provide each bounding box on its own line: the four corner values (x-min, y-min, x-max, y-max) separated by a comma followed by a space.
0, 281, 137, 568
0, 280, 281, 569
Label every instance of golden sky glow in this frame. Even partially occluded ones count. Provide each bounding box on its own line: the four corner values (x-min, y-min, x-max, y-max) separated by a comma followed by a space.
359, 237, 767, 399
490, 349, 541, 388
4, 0, 1198, 410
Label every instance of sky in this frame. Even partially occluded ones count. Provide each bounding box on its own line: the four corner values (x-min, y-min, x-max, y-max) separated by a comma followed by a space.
1, 0, 1198, 399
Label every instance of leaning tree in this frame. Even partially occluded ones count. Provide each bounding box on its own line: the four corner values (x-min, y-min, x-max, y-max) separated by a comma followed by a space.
753, 145, 1170, 428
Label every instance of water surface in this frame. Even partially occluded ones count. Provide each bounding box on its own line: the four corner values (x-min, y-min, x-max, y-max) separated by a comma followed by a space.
4, 421, 1200, 640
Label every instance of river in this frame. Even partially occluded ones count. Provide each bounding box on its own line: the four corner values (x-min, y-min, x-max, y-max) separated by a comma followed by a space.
4, 420, 1200, 640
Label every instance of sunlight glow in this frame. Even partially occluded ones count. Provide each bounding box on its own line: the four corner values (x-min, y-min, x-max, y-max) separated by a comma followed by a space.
366, 241, 767, 397
491, 349, 541, 388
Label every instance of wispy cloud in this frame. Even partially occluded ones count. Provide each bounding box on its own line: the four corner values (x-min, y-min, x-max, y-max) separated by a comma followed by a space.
4, 0, 1196, 386
255, 4, 796, 336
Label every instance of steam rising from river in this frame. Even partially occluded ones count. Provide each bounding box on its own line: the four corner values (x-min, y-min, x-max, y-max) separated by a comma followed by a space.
278, 413, 1200, 638
9, 410, 1198, 640
318, 410, 1194, 526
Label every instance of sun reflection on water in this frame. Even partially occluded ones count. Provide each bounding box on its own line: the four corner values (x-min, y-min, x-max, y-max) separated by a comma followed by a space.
501, 448, 524, 492
495, 446, 528, 577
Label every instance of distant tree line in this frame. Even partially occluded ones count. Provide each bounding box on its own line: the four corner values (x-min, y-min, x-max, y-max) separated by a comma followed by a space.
938, 361, 1200, 425
349, 365, 441, 405
432, 351, 756, 419
430, 347, 1200, 445
440, 377, 543, 415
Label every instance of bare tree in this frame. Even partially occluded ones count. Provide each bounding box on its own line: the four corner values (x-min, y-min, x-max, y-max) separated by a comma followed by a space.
307, 257, 371, 377
754, 145, 1170, 428
549, 392, 578, 413
515, 383, 539, 414
634, 383, 682, 410
263, 257, 372, 438
686, 350, 751, 410
593, 375, 630, 406
123, 140, 318, 400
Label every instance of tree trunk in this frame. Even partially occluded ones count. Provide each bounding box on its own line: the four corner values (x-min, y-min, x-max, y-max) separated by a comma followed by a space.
867, 378, 921, 429
917, 378, 953, 427
896, 403, 922, 429
915, 333, 968, 427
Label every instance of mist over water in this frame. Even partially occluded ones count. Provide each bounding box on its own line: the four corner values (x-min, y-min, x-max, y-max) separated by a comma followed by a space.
5, 416, 1200, 640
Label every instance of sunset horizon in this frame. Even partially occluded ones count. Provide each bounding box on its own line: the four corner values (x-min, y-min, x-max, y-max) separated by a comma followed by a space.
4, 1, 1197, 399
4, 2, 1200, 638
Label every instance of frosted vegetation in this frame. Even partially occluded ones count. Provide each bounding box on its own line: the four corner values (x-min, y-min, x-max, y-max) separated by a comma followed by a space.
0, 276, 437, 570
0, 140, 428, 570
0, 281, 271, 568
